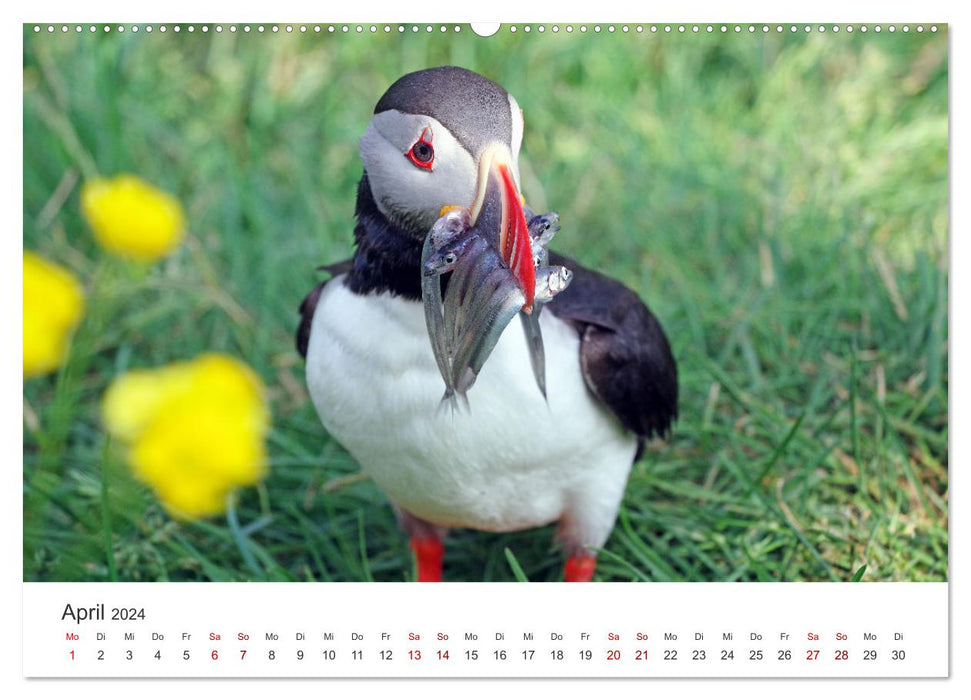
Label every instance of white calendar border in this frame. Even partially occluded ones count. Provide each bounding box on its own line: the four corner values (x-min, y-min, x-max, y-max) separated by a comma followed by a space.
6, 0, 963, 696
22, 581, 948, 678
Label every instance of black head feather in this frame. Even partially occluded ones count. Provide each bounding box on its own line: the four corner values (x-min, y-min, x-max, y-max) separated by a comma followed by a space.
374, 66, 513, 156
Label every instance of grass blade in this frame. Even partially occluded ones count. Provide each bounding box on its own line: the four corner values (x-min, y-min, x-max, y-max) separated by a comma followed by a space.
504, 548, 529, 582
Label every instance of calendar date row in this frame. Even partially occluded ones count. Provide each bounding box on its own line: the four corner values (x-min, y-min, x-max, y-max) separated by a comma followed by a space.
67, 646, 909, 663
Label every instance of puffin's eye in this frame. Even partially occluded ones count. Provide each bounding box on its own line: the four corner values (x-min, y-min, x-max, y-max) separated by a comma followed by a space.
406, 127, 435, 170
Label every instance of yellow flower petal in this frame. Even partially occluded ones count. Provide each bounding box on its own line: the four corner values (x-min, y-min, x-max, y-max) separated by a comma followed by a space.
102, 354, 270, 519
81, 174, 185, 262
101, 364, 195, 442
151, 472, 232, 520
23, 252, 85, 379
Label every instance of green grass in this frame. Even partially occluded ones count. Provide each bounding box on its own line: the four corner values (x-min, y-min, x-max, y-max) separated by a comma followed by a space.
23, 25, 948, 582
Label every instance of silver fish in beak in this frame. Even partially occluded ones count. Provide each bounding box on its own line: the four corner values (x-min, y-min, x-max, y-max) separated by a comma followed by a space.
420, 206, 570, 408
420, 209, 471, 405
441, 232, 515, 403
423, 228, 486, 276
528, 211, 560, 258
519, 210, 563, 399
535, 265, 573, 302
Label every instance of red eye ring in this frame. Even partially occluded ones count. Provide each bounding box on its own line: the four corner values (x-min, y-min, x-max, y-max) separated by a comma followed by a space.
406, 127, 435, 170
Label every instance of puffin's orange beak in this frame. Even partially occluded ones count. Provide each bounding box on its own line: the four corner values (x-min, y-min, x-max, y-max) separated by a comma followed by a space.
468, 145, 535, 313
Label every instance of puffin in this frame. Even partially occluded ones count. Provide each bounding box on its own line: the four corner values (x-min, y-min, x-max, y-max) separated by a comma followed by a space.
297, 66, 677, 582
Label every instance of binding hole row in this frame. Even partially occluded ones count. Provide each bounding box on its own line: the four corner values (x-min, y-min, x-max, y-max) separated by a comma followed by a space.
31, 24, 941, 35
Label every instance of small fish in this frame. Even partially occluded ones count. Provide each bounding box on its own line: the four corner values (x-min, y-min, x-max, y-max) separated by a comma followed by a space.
431, 208, 472, 248
448, 260, 571, 403
444, 236, 510, 373
534, 265, 573, 303
424, 229, 489, 276
452, 278, 526, 396
519, 310, 547, 399
421, 209, 473, 403
421, 208, 570, 406
529, 211, 560, 250
452, 262, 518, 357
423, 249, 460, 276
519, 263, 573, 399
519, 212, 562, 395
442, 234, 492, 362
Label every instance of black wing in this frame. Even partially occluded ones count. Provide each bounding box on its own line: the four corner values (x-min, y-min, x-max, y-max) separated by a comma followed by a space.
546, 251, 678, 442
296, 259, 353, 359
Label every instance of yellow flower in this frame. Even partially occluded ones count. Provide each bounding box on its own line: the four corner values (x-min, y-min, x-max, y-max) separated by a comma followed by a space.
23, 252, 85, 379
102, 354, 270, 519
81, 174, 185, 262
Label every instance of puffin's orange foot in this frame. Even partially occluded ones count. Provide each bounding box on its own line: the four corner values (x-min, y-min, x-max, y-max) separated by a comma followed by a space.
564, 555, 597, 582
410, 537, 444, 582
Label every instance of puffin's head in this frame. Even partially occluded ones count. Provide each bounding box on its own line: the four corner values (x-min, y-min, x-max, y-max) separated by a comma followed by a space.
359, 66, 526, 244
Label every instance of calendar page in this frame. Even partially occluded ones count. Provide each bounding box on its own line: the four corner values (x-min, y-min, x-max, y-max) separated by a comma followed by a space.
20, 8, 951, 691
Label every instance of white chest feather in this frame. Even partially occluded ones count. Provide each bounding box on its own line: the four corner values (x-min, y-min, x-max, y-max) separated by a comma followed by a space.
305, 277, 636, 540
